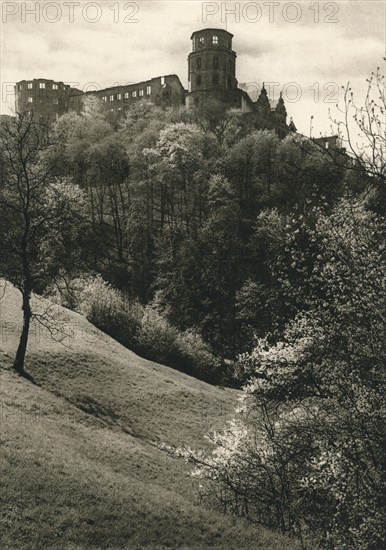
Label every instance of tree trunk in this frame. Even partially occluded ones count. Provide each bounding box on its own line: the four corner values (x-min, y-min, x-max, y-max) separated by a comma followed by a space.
13, 291, 31, 377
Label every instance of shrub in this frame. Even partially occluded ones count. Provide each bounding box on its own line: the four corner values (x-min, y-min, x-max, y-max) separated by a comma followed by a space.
49, 274, 143, 348
176, 329, 221, 381
80, 276, 144, 348
136, 308, 221, 382
49, 275, 222, 383
184, 200, 386, 549
136, 305, 180, 364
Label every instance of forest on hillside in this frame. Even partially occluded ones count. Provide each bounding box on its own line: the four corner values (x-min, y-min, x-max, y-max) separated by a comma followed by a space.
0, 68, 385, 549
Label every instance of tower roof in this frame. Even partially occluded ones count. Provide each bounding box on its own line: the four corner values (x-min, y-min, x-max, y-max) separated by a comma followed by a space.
190, 28, 234, 39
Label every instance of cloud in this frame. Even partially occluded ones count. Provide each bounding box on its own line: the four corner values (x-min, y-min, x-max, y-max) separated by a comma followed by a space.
1, 0, 384, 136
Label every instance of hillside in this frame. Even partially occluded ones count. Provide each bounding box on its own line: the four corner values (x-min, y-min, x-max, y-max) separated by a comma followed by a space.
0, 282, 297, 550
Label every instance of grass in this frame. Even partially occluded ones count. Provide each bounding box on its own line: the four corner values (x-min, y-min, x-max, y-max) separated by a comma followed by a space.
0, 282, 298, 549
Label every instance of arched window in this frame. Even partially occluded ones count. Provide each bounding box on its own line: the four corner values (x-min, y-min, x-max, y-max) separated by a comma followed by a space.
212, 35, 218, 45
196, 75, 202, 87
213, 56, 218, 69
196, 57, 201, 69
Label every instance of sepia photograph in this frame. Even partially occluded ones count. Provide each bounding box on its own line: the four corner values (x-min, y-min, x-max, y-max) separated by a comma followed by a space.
0, 1, 385, 548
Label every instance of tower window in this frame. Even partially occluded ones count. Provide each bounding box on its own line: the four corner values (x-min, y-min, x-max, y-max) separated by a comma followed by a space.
39, 82, 46, 89
196, 57, 201, 69
161, 76, 165, 85
139, 89, 144, 97
124, 92, 129, 99
212, 35, 218, 45
102, 96, 107, 102
199, 37, 204, 44
147, 85, 151, 95
53, 84, 58, 90
27, 97, 33, 103
110, 95, 114, 101
117, 93, 122, 100
213, 56, 218, 69
196, 75, 202, 87
18, 84, 22, 91
132, 91, 137, 98
28, 83, 33, 89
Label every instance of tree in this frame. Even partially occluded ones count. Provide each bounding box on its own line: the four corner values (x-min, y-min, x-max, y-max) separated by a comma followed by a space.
317, 64, 386, 212
0, 112, 87, 377
198, 175, 243, 360
47, 105, 132, 286
190, 98, 250, 148
183, 70, 386, 547
185, 200, 386, 548
143, 122, 211, 233
275, 134, 345, 212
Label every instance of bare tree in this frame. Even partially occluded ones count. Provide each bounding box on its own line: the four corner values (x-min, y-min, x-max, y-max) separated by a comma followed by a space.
308, 64, 386, 194
334, 65, 386, 186
0, 111, 87, 378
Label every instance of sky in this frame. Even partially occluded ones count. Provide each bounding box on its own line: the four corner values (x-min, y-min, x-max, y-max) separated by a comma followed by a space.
0, 0, 385, 136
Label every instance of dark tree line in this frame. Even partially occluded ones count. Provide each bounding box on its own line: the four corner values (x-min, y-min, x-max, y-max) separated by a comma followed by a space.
0, 89, 376, 380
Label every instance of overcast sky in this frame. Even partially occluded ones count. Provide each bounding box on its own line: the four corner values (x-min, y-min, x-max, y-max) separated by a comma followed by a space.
1, 0, 385, 135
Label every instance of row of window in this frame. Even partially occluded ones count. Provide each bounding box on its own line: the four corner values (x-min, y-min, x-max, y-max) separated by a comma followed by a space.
195, 57, 234, 70
102, 85, 151, 102
195, 74, 233, 88
20, 77, 166, 95
196, 56, 218, 70
27, 97, 59, 104
19, 82, 60, 91
192, 34, 233, 52
199, 35, 218, 45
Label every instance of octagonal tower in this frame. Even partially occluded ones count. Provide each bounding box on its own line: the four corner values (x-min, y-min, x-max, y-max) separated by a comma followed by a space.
186, 28, 241, 108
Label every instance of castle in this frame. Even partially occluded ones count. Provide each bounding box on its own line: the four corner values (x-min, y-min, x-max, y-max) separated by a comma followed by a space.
15, 28, 296, 138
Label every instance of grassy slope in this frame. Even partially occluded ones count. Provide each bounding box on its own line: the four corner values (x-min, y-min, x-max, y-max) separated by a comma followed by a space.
0, 282, 297, 550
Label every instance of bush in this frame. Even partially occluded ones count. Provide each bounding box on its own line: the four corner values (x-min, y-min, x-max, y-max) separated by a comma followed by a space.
185, 200, 386, 549
49, 274, 222, 383
176, 329, 221, 381
49, 274, 143, 348
136, 306, 180, 364
137, 307, 221, 382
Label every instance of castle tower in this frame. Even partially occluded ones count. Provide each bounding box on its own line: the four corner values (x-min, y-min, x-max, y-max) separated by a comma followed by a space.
186, 29, 241, 108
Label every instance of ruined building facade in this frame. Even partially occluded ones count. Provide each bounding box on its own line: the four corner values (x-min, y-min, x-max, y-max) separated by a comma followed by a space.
14, 29, 295, 137
15, 75, 185, 121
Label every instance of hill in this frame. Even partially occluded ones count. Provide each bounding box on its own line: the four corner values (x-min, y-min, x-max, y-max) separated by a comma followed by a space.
0, 282, 298, 549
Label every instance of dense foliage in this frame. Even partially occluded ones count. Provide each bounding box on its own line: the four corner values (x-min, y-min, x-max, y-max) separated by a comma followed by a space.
183, 200, 386, 548
177, 72, 386, 549
1, 71, 385, 548
14, 98, 357, 383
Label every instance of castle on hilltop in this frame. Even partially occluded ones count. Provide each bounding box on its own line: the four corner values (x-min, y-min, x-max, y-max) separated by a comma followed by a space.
14, 28, 296, 138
